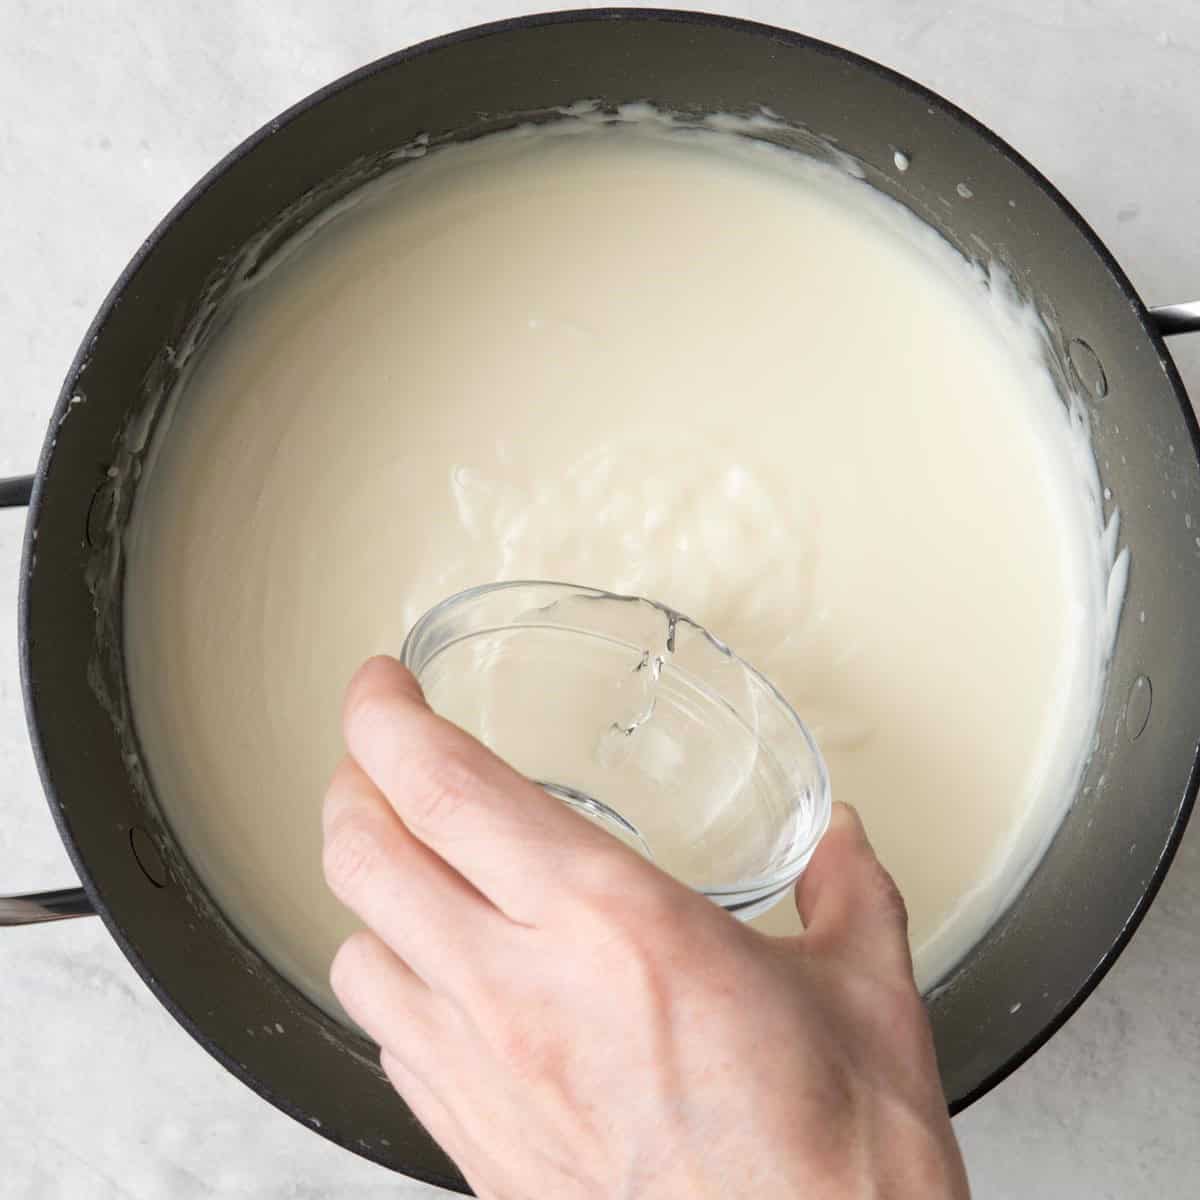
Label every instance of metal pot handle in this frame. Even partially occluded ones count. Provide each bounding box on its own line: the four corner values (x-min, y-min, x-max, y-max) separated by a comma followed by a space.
1, 473, 95, 925
1150, 301, 1200, 337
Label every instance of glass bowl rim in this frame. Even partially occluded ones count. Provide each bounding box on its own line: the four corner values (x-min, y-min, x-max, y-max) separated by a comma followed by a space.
400, 579, 833, 901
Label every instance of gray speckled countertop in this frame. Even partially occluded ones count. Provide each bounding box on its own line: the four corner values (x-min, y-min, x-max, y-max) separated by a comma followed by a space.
2, 3, 1198, 1196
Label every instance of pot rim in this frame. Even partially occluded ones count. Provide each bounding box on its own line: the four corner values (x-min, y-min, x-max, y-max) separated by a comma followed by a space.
17, 7, 1200, 1168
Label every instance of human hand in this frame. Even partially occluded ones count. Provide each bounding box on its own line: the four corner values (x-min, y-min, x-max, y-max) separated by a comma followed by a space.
322, 656, 969, 1199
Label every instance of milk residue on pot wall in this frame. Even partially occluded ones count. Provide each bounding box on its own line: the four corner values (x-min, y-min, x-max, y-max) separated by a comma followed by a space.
113, 104, 1125, 1013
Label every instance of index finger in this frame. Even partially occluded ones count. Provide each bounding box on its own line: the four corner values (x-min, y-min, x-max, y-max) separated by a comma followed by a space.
342, 655, 627, 925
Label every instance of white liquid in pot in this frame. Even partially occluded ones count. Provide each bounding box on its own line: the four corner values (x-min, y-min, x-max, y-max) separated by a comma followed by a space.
124, 115, 1117, 1011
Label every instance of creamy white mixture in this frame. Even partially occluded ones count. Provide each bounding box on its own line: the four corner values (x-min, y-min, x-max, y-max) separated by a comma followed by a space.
125, 116, 1114, 1011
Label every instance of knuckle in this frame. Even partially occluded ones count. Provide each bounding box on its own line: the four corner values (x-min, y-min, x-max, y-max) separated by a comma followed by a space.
851, 968, 928, 1046
490, 1010, 565, 1084
572, 866, 697, 982
617, 884, 689, 947
322, 815, 382, 901
619, 868, 695, 937
404, 747, 480, 831
573, 842, 660, 907
493, 1015, 534, 1065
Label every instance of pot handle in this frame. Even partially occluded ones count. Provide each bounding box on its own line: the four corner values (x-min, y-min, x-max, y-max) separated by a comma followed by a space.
1, 473, 96, 924
2, 889, 95, 925
0, 474, 34, 507
1150, 301, 1200, 337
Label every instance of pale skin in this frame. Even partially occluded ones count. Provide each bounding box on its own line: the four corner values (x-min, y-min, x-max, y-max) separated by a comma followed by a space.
322, 656, 971, 1199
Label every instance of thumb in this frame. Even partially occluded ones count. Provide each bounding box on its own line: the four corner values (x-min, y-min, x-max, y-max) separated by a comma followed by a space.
794, 802, 914, 980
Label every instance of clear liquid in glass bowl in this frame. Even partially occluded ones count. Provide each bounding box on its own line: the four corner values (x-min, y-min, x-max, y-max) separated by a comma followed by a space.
401, 582, 830, 919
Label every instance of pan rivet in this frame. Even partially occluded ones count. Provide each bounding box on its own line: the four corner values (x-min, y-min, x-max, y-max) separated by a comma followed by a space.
1126, 674, 1152, 741
130, 826, 169, 888
1068, 337, 1108, 400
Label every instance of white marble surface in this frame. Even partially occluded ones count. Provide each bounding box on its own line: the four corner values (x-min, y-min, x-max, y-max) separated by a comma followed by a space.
2, 1, 1198, 1196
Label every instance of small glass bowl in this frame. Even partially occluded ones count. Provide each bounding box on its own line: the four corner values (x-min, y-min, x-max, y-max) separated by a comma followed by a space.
401, 581, 830, 919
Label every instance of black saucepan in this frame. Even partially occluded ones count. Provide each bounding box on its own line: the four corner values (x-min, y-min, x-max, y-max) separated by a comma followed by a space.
3, 10, 1199, 1192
